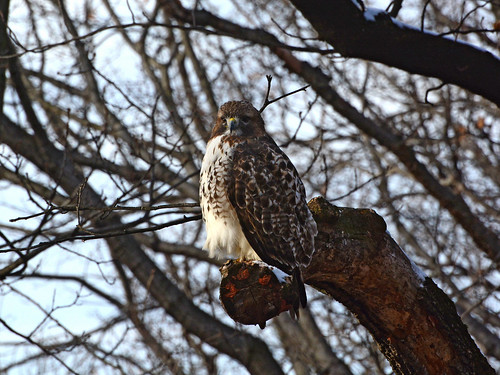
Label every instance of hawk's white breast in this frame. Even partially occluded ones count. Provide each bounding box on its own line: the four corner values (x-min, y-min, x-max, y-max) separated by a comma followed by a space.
199, 135, 259, 260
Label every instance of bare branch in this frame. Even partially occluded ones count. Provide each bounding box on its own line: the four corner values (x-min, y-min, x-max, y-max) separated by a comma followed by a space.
259, 75, 310, 113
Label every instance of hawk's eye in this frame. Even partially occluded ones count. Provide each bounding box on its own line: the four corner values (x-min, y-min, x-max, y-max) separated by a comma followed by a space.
240, 116, 250, 124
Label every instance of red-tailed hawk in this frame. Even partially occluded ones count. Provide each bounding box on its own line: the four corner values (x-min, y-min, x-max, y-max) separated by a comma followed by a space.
199, 100, 317, 309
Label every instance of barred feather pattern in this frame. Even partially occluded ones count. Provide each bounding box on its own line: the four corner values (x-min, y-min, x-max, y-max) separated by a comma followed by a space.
228, 137, 317, 274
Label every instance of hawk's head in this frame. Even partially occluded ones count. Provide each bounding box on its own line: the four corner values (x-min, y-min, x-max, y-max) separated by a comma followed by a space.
211, 101, 266, 138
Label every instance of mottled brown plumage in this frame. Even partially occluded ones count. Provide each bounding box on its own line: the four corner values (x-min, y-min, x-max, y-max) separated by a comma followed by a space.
199, 100, 317, 308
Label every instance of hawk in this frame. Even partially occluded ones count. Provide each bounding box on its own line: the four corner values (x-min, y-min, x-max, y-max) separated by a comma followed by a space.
199, 100, 317, 309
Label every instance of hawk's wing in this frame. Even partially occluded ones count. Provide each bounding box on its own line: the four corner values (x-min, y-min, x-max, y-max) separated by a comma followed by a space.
228, 137, 317, 275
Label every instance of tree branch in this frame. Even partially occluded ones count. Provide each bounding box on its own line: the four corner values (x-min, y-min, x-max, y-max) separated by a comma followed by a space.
288, 0, 500, 106
258, 75, 310, 113
0, 0, 10, 111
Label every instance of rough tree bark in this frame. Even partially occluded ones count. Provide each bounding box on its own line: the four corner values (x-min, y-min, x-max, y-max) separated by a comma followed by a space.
221, 197, 494, 375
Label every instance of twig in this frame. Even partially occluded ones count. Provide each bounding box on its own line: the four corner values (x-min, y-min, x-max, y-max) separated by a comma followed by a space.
329, 171, 387, 202
3, 21, 335, 61
259, 76, 310, 113
420, 0, 432, 31
424, 82, 446, 105
0, 214, 203, 279
9, 203, 201, 222
260, 75, 273, 112
0, 318, 79, 374
386, 0, 403, 18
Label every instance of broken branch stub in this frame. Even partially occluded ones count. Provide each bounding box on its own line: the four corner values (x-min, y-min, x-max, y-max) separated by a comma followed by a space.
219, 260, 300, 328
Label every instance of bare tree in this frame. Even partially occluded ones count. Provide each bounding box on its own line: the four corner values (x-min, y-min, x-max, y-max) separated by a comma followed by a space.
0, 0, 498, 374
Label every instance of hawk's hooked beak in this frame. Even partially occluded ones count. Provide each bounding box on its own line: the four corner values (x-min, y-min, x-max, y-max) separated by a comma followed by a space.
227, 117, 238, 133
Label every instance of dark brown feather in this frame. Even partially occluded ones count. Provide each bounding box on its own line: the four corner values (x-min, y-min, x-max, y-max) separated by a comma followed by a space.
228, 136, 316, 306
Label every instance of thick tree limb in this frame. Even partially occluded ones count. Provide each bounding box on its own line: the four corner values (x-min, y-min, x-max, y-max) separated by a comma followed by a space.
220, 197, 494, 374
288, 0, 500, 106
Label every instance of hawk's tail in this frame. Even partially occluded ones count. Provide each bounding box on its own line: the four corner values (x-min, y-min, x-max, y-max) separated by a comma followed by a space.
293, 267, 307, 308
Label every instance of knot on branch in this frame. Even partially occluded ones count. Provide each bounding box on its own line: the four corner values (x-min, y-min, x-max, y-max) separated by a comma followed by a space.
307, 196, 387, 237
219, 260, 300, 329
